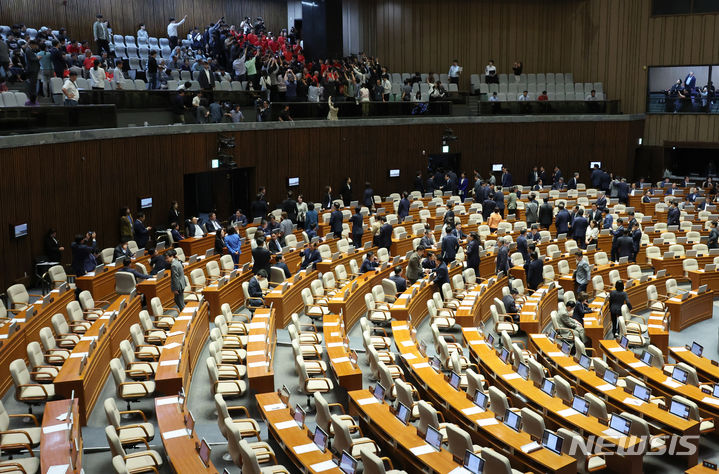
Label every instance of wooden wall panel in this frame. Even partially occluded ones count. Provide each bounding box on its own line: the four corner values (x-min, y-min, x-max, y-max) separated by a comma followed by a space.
0, 0, 287, 47
0, 118, 643, 290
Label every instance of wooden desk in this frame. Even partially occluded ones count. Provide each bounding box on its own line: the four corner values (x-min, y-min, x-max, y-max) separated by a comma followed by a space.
601, 340, 719, 433
257, 392, 342, 473
670, 346, 719, 383
686, 463, 719, 474
136, 254, 220, 308
0, 287, 74, 396
201, 269, 255, 319
530, 334, 699, 460
53, 295, 142, 424
177, 233, 216, 257
155, 396, 218, 473
652, 254, 716, 279
348, 390, 462, 474
689, 269, 719, 292
40, 398, 82, 473
393, 324, 576, 474
264, 270, 318, 328
323, 314, 362, 391
558, 262, 630, 294
390, 233, 418, 257
315, 248, 372, 276
518, 283, 559, 334
246, 308, 276, 394
466, 332, 644, 474
154, 301, 209, 396
666, 290, 714, 331
389, 265, 464, 326
453, 276, 508, 328
75, 252, 156, 302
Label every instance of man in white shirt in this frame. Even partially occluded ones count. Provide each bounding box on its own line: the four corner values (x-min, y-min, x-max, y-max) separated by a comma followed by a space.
206, 212, 222, 232
585, 89, 599, 101
62, 71, 80, 105
188, 216, 205, 237
448, 59, 462, 84
518, 90, 530, 101
112, 59, 125, 90
485, 60, 497, 84
167, 15, 187, 50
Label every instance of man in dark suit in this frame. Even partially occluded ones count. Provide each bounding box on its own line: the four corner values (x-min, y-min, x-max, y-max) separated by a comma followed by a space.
397, 192, 410, 220
528, 166, 539, 188
414, 172, 424, 194
572, 210, 589, 248
281, 191, 297, 223
616, 230, 635, 261
494, 186, 505, 218
601, 209, 613, 230
273, 254, 291, 278
538, 201, 553, 229
166, 249, 186, 309
299, 241, 321, 270
133, 212, 152, 249
617, 178, 630, 204
205, 212, 223, 233
378, 217, 393, 251
555, 203, 571, 235
268, 231, 283, 254
441, 174, 456, 195
709, 221, 719, 249
552, 167, 562, 186
501, 167, 512, 188
482, 197, 496, 221
389, 267, 407, 293
587, 203, 602, 223
441, 228, 459, 263
247, 270, 267, 307
495, 237, 511, 276
252, 238, 272, 275
360, 251, 379, 273
362, 182, 374, 208
197, 60, 216, 90
322, 186, 334, 210
685, 72, 696, 92
148, 248, 169, 275
250, 191, 269, 219
118, 257, 150, 281
44, 229, 64, 262
186, 216, 205, 238
431, 254, 449, 290
524, 252, 544, 291
340, 177, 353, 205
667, 201, 680, 226
71, 234, 95, 277
502, 289, 521, 322
567, 172, 579, 190
611, 218, 625, 261
595, 192, 607, 209
329, 203, 343, 237
350, 207, 364, 249
590, 165, 602, 189
516, 228, 529, 262
443, 202, 456, 228
114, 240, 132, 261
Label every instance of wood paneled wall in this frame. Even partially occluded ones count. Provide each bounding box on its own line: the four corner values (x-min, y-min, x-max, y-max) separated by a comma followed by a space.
0, 0, 287, 46
357, 0, 719, 145
0, 118, 642, 290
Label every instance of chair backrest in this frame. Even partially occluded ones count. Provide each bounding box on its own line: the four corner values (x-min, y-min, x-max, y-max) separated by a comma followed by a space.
417, 400, 440, 435
330, 414, 353, 455
557, 259, 570, 275
39, 326, 59, 352
584, 392, 608, 419
115, 272, 136, 294
220, 254, 234, 272
47, 265, 67, 287
482, 448, 514, 474
26, 341, 45, 370
360, 447, 388, 474
463, 268, 477, 285
238, 439, 264, 474
594, 252, 609, 265
543, 265, 555, 281
313, 392, 332, 433
446, 423, 473, 460
520, 407, 545, 440
608, 269, 620, 285
119, 340, 136, 365
104, 398, 122, 429
646, 344, 665, 369
105, 425, 127, 458
51, 313, 70, 335
7, 284, 29, 308
683, 258, 699, 272
382, 279, 397, 297
190, 268, 206, 287
488, 386, 510, 417
66, 300, 84, 324
109, 357, 126, 386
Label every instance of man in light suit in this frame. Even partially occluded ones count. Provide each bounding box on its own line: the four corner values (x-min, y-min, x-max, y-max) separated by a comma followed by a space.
187, 217, 205, 238
166, 250, 186, 310
197, 60, 216, 90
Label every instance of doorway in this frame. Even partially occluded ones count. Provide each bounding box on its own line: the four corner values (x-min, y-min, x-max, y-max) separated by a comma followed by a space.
184, 167, 254, 223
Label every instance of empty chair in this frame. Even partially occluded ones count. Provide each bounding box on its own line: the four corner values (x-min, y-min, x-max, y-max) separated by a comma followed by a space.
543, 265, 556, 283
491, 304, 519, 335
207, 357, 247, 398
51, 314, 80, 347
214, 393, 261, 445
38, 327, 70, 364
301, 288, 328, 322
617, 317, 646, 347
236, 438, 288, 474
138, 310, 167, 345
106, 426, 163, 474
683, 258, 699, 275
482, 447, 523, 474
557, 427, 607, 473
626, 264, 642, 280
65, 301, 92, 332
119, 339, 157, 379
26, 342, 58, 382
296, 355, 333, 410
672, 395, 714, 433
621, 412, 666, 453
520, 407, 545, 440
115, 272, 136, 295
646, 285, 667, 312
314, 392, 357, 437
417, 400, 451, 441
557, 259, 571, 276
361, 449, 407, 474
47, 265, 74, 289
7, 284, 39, 311
110, 357, 155, 410
446, 424, 482, 461
104, 397, 154, 447
10, 359, 54, 413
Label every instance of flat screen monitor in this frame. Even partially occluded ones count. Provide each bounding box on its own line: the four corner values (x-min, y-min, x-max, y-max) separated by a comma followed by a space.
430, 356, 441, 372
373, 383, 385, 402
633, 384, 651, 402
395, 402, 411, 425
500, 347, 510, 364
425, 425, 443, 451
288, 177, 300, 187
339, 451, 358, 474
669, 400, 691, 420
646, 65, 713, 115
640, 351, 653, 366
691, 342, 704, 357
547, 329, 557, 343
313, 426, 328, 453
578, 354, 591, 369
713, 384, 719, 399
542, 430, 564, 455
388, 169, 400, 178
463, 450, 485, 473
184, 410, 195, 437
541, 379, 555, 396
504, 409, 521, 432
603, 368, 618, 386
672, 366, 688, 384
139, 197, 152, 209
590, 161, 602, 169
609, 414, 631, 436
11, 223, 28, 239
198, 439, 211, 467
486, 334, 495, 346
572, 396, 589, 416
449, 371, 461, 390
474, 390, 487, 410
517, 362, 529, 381
619, 336, 628, 349
492, 164, 503, 172
293, 404, 305, 428
561, 341, 571, 355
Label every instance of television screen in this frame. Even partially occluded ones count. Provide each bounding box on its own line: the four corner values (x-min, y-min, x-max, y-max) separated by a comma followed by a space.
139, 197, 153, 209
646, 65, 716, 114
388, 169, 400, 178
11, 223, 28, 238
492, 164, 503, 172
288, 177, 300, 187
590, 161, 602, 169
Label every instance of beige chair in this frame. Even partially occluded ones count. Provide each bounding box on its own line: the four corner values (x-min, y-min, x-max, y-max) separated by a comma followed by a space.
238, 439, 289, 474
205, 260, 221, 282
672, 395, 714, 433
331, 414, 378, 457
291, 340, 327, 376
491, 304, 519, 335
591, 276, 607, 298
520, 407, 545, 440
296, 355, 333, 410
214, 394, 261, 441
446, 423, 482, 461
129, 324, 163, 361
289, 326, 324, 358
115, 272, 137, 295
584, 392, 609, 421
119, 340, 157, 380
7, 284, 41, 311
189, 268, 207, 292
482, 447, 524, 474
360, 449, 407, 474
50, 314, 80, 347
10, 359, 54, 413
106, 426, 163, 474
209, 331, 247, 364
290, 313, 321, 343
334, 264, 351, 285
104, 398, 154, 447
488, 386, 519, 419
646, 285, 668, 312
301, 287, 329, 322
683, 258, 699, 275
219, 254, 235, 274
100, 247, 114, 264
47, 265, 75, 289
241, 281, 264, 312
78, 290, 108, 320
621, 304, 647, 333
66, 301, 92, 332
26, 342, 59, 383
395, 378, 420, 420
110, 358, 155, 410
138, 310, 167, 345
622, 411, 666, 453
213, 317, 248, 348
0, 399, 42, 450
557, 427, 608, 473
215, 313, 247, 336
557, 259, 571, 276
208, 340, 246, 379
427, 298, 456, 330
626, 264, 642, 280
314, 392, 358, 436
417, 400, 450, 442
0, 449, 40, 473
360, 318, 392, 349
38, 327, 70, 365
149, 297, 176, 328
364, 294, 392, 325
206, 357, 246, 398
223, 413, 277, 466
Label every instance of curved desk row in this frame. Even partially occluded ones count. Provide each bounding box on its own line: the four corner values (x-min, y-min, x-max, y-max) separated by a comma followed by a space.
246, 307, 276, 394
323, 314, 362, 392
669, 346, 719, 383
389, 264, 465, 326
41, 398, 82, 473
264, 270, 318, 329
76, 249, 164, 302
136, 254, 220, 308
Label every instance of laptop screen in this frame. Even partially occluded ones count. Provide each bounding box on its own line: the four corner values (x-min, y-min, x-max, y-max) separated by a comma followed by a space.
425, 425, 442, 451
672, 367, 688, 384
572, 396, 589, 415
463, 450, 485, 474
486, 334, 495, 346
430, 356, 441, 372
313, 426, 328, 453
517, 362, 529, 381
373, 384, 385, 402
339, 451, 357, 474
640, 351, 653, 365
633, 384, 651, 402
669, 400, 690, 420
395, 402, 411, 425
198, 439, 211, 467
714, 384, 719, 399
474, 390, 487, 410
690, 342, 703, 357
619, 336, 628, 349
603, 368, 618, 386
500, 347, 510, 364
504, 409, 521, 431
561, 341, 571, 355
293, 404, 305, 428
449, 371, 461, 390
541, 430, 564, 455
541, 379, 555, 396
548, 329, 557, 343
609, 414, 631, 435
578, 354, 591, 369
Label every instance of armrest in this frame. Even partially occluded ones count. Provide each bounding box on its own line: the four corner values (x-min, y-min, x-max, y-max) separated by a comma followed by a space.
327, 403, 346, 414
437, 411, 446, 423
119, 381, 149, 396
30, 370, 56, 381
124, 451, 160, 468
218, 363, 242, 377
16, 383, 50, 399
227, 405, 251, 418
0, 429, 33, 445
7, 413, 39, 426
0, 443, 34, 455
119, 409, 148, 422
117, 423, 152, 439
380, 457, 395, 470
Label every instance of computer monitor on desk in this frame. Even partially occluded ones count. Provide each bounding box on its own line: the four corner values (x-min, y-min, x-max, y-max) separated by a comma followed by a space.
198, 438, 211, 467
338, 451, 357, 474
463, 450, 485, 473
425, 425, 443, 451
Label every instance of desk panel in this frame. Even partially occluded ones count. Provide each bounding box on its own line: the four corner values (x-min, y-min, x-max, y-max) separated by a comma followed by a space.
40, 398, 82, 473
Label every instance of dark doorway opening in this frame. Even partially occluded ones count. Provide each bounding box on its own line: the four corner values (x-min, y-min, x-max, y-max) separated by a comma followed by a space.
184, 168, 254, 224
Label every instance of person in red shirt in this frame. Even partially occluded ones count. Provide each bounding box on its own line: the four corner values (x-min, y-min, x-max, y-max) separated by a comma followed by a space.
537, 90, 549, 101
